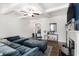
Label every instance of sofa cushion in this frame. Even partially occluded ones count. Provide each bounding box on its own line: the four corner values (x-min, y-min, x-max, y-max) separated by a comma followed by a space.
0, 45, 17, 56
7, 42, 21, 49
22, 47, 40, 56
12, 38, 28, 44
16, 46, 31, 55
0, 39, 21, 49
0, 39, 10, 43
23, 39, 47, 52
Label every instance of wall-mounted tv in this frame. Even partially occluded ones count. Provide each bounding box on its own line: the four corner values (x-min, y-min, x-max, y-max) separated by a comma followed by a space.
67, 3, 75, 24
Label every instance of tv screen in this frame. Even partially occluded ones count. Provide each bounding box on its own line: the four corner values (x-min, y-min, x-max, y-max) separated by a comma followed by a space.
67, 3, 75, 24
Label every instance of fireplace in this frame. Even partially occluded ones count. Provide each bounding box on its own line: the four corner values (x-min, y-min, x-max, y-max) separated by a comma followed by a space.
69, 39, 75, 56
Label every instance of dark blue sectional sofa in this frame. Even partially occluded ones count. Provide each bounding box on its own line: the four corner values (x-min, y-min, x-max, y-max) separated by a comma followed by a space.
0, 40, 44, 56
5, 36, 47, 53
0, 35, 47, 56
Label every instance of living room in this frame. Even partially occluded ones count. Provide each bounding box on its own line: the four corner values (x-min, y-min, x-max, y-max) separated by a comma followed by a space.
0, 3, 79, 56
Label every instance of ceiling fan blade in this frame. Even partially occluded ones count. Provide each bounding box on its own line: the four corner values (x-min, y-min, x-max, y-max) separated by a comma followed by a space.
24, 14, 28, 16
33, 13, 40, 15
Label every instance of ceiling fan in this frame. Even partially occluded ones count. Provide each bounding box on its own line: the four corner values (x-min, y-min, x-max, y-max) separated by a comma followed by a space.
20, 9, 40, 17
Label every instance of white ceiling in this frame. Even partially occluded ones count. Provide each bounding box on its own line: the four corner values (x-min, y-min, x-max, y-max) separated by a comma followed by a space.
38, 3, 66, 10
0, 3, 69, 18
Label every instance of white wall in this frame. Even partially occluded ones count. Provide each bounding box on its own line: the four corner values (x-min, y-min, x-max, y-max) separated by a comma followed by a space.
48, 14, 67, 42
28, 14, 67, 42
0, 14, 49, 38
0, 14, 32, 38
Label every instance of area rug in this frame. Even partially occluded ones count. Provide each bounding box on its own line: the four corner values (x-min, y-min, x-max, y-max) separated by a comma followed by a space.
44, 45, 53, 56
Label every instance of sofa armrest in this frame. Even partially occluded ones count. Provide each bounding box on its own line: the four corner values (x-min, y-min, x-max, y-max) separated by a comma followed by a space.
22, 47, 39, 56
4, 36, 20, 42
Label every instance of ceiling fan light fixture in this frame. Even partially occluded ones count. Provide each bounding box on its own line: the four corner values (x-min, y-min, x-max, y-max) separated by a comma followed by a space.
15, 5, 42, 17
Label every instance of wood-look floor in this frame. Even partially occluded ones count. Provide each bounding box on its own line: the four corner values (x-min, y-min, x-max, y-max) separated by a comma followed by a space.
47, 40, 63, 56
